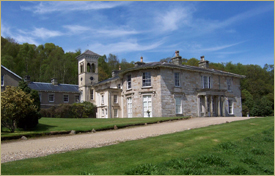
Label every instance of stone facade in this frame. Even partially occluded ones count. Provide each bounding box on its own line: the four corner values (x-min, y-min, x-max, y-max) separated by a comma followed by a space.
78, 50, 245, 118
1, 65, 22, 92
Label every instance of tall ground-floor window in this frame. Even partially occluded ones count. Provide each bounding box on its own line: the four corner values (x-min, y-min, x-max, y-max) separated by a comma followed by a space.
228, 100, 233, 114
143, 95, 152, 117
114, 109, 118, 118
127, 97, 132, 118
175, 97, 182, 114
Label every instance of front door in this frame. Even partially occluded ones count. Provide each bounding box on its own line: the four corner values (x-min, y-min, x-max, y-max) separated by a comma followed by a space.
143, 95, 152, 117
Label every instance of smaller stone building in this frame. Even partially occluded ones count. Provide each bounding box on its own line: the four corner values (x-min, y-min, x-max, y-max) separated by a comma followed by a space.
1, 65, 22, 92
27, 78, 80, 109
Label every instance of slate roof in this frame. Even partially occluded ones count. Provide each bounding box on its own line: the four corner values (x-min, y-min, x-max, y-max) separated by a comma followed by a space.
120, 62, 245, 78
28, 82, 79, 93
76, 50, 101, 60
94, 75, 120, 86
1, 65, 22, 80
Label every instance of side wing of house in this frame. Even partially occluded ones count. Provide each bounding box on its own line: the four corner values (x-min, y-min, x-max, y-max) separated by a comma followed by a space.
1, 65, 22, 92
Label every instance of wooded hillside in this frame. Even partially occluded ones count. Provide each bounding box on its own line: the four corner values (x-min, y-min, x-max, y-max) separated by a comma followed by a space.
1, 36, 273, 116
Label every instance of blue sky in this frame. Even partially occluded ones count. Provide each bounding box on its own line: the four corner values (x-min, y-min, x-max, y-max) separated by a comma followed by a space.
1, 1, 274, 67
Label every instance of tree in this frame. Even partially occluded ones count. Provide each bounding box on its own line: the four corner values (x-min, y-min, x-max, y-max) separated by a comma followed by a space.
1, 86, 38, 132
17, 80, 41, 129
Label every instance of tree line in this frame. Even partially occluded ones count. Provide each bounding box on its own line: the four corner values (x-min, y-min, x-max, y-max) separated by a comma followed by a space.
1, 36, 274, 116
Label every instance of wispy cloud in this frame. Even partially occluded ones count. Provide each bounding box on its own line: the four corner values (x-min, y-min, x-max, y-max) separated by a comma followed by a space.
90, 40, 164, 54
155, 7, 192, 32
21, 1, 131, 14
63, 25, 91, 34
199, 42, 245, 52
97, 29, 141, 37
32, 28, 63, 39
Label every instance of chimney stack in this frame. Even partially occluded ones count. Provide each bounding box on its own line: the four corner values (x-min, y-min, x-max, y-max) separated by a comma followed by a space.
51, 78, 58, 85
140, 56, 143, 62
198, 55, 209, 68
175, 50, 179, 57
171, 50, 182, 65
24, 75, 31, 84
119, 65, 121, 71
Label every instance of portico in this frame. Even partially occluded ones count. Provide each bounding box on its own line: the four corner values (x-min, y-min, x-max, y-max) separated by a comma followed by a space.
197, 89, 227, 117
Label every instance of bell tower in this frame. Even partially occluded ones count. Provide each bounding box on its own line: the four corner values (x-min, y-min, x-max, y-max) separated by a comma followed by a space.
76, 50, 100, 102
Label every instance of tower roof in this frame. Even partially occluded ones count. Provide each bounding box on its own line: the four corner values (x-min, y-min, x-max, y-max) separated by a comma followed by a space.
76, 50, 101, 60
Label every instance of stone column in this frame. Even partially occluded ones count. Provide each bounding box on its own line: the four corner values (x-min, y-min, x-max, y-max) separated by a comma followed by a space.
210, 95, 213, 117
218, 96, 221, 116
205, 96, 208, 117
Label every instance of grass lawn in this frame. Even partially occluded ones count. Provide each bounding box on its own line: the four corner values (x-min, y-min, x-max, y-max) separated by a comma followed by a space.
1, 116, 188, 138
1, 116, 274, 175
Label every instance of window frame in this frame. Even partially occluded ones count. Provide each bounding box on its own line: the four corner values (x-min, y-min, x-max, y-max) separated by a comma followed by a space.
227, 78, 232, 92
228, 100, 233, 115
142, 72, 151, 87
202, 76, 211, 89
48, 93, 55, 103
114, 95, 118, 104
175, 97, 182, 114
101, 94, 104, 104
174, 72, 180, 87
127, 97, 132, 118
80, 62, 84, 74
75, 95, 80, 102
63, 94, 69, 103
127, 75, 131, 89
114, 109, 118, 118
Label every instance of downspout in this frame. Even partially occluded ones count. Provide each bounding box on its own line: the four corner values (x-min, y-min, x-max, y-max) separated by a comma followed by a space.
108, 90, 112, 118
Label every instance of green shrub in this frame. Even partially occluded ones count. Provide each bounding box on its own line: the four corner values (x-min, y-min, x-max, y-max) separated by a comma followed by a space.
39, 102, 96, 118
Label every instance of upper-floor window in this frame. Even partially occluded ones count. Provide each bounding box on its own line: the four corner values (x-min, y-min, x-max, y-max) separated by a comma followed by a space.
142, 72, 151, 87
48, 94, 55, 102
227, 78, 232, 92
64, 95, 69, 103
127, 75, 131, 89
174, 73, 180, 87
90, 89, 94, 100
202, 76, 210, 89
1, 75, 4, 86
117, 84, 121, 89
114, 95, 118, 103
101, 94, 104, 104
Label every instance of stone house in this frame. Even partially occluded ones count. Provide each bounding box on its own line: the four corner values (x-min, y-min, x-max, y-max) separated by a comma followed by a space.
27, 77, 80, 109
1, 65, 22, 92
77, 50, 245, 118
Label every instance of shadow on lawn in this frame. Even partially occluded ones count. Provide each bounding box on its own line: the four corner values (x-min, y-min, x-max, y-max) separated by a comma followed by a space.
30, 123, 57, 131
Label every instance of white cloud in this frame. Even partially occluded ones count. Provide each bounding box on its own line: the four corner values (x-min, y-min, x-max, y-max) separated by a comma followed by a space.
63, 25, 91, 34
21, 1, 131, 14
90, 40, 164, 54
156, 8, 191, 32
97, 29, 141, 37
32, 28, 63, 39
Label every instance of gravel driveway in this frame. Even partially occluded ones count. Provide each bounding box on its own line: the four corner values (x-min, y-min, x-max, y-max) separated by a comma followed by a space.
1, 117, 253, 163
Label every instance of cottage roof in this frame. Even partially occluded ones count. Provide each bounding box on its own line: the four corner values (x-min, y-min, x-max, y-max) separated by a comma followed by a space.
120, 62, 246, 78
75, 50, 101, 60
28, 82, 79, 93
1, 65, 22, 80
